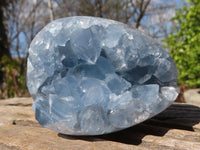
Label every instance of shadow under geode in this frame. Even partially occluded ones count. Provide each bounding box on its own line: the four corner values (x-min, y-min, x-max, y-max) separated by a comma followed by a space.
58, 103, 200, 145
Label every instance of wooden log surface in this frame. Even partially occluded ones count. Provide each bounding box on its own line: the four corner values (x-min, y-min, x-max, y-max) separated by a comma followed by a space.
0, 98, 200, 150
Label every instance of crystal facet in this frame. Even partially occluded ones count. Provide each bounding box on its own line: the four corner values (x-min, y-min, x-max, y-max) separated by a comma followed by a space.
27, 16, 179, 135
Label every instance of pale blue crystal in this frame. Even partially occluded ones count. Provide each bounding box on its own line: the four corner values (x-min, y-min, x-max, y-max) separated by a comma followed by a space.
108, 91, 136, 128
27, 16, 179, 135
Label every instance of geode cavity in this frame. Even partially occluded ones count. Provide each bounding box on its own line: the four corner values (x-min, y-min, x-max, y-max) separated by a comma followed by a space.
27, 16, 179, 135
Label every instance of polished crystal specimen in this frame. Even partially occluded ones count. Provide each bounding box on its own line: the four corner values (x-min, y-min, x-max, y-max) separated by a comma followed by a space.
27, 16, 179, 135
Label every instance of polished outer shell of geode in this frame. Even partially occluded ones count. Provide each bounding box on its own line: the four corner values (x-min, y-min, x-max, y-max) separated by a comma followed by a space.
27, 16, 179, 135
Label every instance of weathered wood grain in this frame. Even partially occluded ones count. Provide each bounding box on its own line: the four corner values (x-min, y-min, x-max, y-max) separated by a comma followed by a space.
0, 98, 200, 150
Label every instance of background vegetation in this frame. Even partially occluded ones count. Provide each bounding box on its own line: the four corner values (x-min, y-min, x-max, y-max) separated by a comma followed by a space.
0, 0, 199, 99
165, 0, 200, 88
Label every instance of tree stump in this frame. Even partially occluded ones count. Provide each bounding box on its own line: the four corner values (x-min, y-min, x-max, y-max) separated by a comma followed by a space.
0, 98, 200, 150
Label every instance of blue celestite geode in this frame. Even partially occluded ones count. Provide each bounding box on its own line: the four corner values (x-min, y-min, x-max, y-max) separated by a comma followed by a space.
27, 16, 179, 135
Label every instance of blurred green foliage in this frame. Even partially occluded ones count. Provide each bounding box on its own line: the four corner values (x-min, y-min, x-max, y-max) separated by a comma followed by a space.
0, 56, 28, 98
165, 0, 200, 87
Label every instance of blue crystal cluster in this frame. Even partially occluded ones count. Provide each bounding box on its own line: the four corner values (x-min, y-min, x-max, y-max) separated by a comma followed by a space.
27, 16, 179, 135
